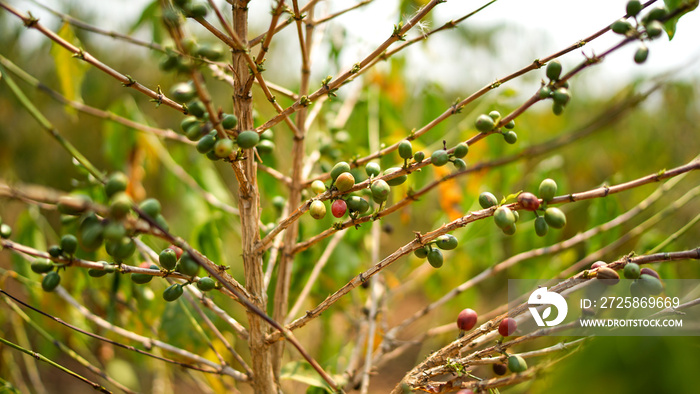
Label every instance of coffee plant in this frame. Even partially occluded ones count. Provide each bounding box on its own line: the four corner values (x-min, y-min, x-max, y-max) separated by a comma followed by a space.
1, 0, 699, 393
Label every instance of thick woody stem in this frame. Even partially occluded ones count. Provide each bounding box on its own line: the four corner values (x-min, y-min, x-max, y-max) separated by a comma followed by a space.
230, 1, 276, 392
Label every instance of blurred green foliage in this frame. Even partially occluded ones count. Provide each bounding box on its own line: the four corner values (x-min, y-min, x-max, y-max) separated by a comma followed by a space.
0, 1, 699, 393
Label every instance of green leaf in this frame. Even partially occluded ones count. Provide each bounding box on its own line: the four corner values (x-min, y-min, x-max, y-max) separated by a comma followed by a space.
50, 23, 88, 116
663, 0, 699, 40
102, 97, 143, 169
195, 217, 224, 266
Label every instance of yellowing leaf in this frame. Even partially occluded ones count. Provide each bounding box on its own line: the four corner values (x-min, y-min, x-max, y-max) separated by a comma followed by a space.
50, 23, 88, 116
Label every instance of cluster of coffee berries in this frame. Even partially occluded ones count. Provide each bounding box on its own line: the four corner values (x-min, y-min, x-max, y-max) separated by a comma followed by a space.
627, 264, 664, 296
309, 161, 370, 220
591, 261, 663, 295
0, 215, 11, 239
611, 1, 669, 64
539, 60, 572, 116
474, 110, 517, 145
431, 140, 469, 169
173, 0, 209, 21
414, 234, 459, 268
478, 178, 565, 236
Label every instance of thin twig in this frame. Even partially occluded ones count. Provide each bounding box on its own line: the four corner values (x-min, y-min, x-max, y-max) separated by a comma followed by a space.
0, 2, 186, 113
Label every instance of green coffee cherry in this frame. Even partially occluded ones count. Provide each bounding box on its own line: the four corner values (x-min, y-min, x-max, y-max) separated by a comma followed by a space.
103, 222, 126, 242
453, 143, 469, 158
638, 274, 663, 295
163, 284, 184, 302
109, 192, 132, 219
478, 192, 498, 209
503, 131, 518, 144
552, 88, 571, 106
552, 102, 564, 116
384, 167, 407, 186
398, 140, 413, 159
256, 139, 275, 154
538, 178, 558, 201
645, 5, 668, 22
159, 248, 178, 271
504, 120, 515, 129
187, 99, 206, 118
488, 110, 501, 123
507, 355, 527, 373
494, 207, 516, 229
365, 162, 381, 178
544, 207, 567, 229
414, 246, 429, 259
221, 114, 238, 129
236, 130, 260, 149
370, 180, 391, 202
634, 46, 649, 64
626, 0, 642, 16
110, 237, 136, 260
0, 223, 9, 239
272, 196, 286, 211
159, 53, 178, 71
427, 248, 443, 268
197, 277, 217, 291
335, 172, 355, 192
534, 216, 549, 237
88, 268, 109, 277
185, 2, 208, 18
185, 123, 204, 141
347, 196, 370, 214
475, 114, 495, 132
453, 158, 466, 170
177, 253, 200, 277
131, 271, 154, 284
60, 234, 78, 255
624, 262, 641, 279
31, 258, 54, 274
538, 86, 552, 99
197, 132, 217, 154
78, 221, 104, 252
502, 223, 517, 235
155, 214, 169, 232
645, 20, 664, 38
431, 150, 449, 166
546, 60, 562, 81
261, 129, 274, 140
197, 43, 224, 60
309, 200, 326, 219
311, 180, 326, 195
512, 210, 520, 223
413, 151, 425, 162
42, 271, 61, 292
331, 161, 352, 181
105, 172, 128, 198
435, 234, 458, 250
139, 198, 161, 218
611, 19, 633, 35
48, 245, 63, 258
214, 138, 234, 158
170, 82, 196, 102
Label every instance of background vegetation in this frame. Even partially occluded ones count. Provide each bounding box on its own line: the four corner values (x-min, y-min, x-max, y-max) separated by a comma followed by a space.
1, 0, 699, 393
